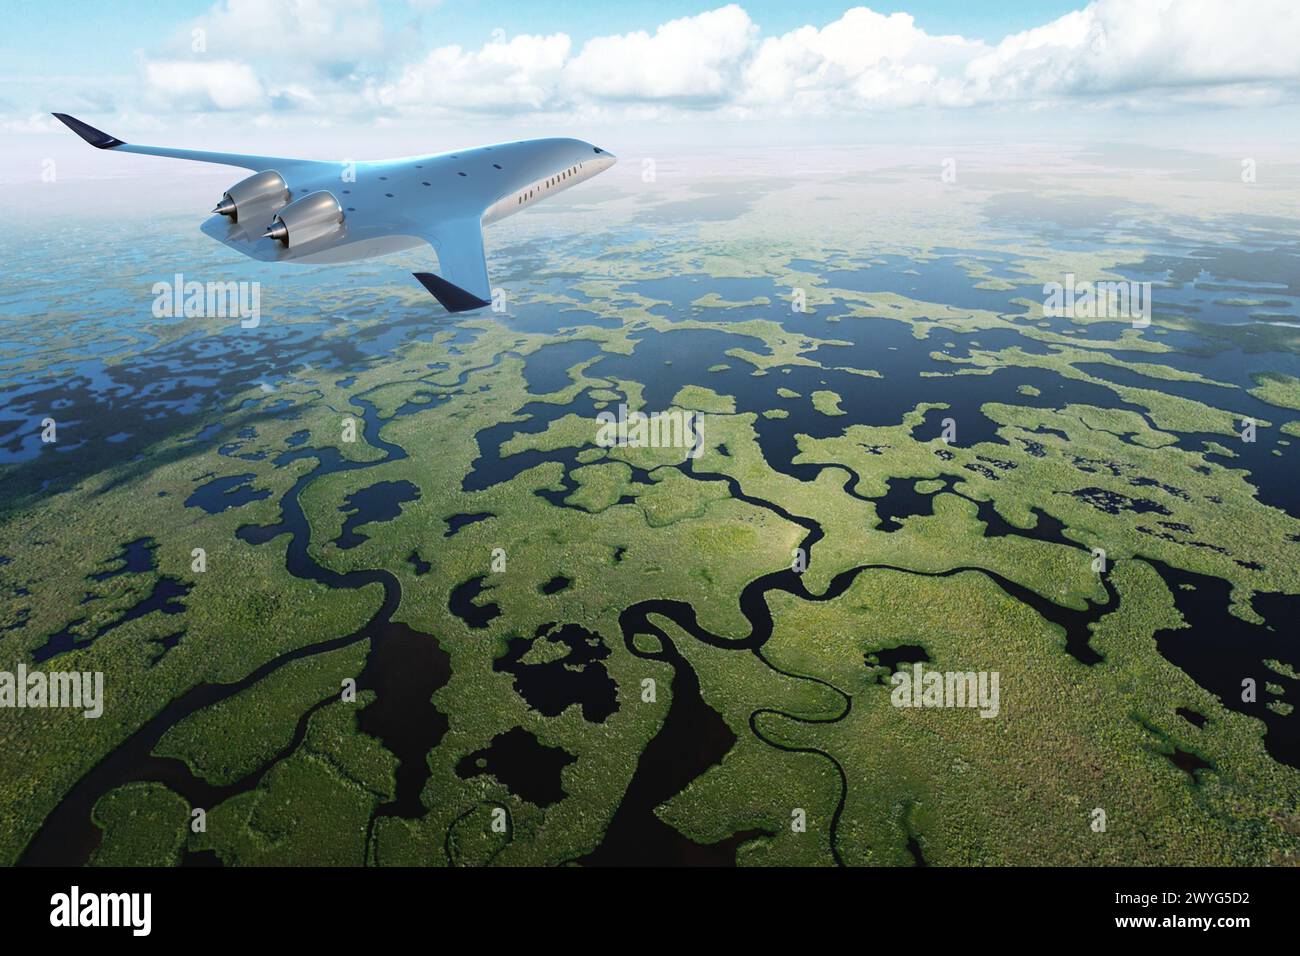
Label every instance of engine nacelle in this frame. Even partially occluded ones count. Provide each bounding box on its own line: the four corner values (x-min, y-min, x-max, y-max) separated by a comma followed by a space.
263, 191, 345, 248
212, 170, 289, 223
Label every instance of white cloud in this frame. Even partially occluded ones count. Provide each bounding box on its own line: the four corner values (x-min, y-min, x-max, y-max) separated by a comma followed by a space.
142, 0, 396, 115
565, 5, 759, 105
0, 113, 61, 134
377, 33, 571, 113
186, 0, 387, 68
742, 8, 985, 112
968, 0, 1300, 104
106, 1, 1300, 126
145, 60, 265, 111
740, 0, 1300, 113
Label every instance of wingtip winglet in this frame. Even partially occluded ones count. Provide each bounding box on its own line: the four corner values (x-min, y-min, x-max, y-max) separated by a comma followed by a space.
51, 113, 125, 150
412, 273, 491, 313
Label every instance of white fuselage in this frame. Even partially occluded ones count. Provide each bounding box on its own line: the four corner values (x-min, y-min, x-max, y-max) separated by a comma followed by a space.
483, 151, 616, 224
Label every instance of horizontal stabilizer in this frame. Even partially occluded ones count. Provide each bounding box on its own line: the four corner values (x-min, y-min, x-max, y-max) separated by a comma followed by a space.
412, 273, 492, 313
52, 113, 124, 149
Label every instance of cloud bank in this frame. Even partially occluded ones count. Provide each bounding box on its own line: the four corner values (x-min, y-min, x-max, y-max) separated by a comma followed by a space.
39, 0, 1300, 128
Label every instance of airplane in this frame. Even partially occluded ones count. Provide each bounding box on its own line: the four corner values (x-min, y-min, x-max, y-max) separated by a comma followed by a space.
52, 113, 617, 312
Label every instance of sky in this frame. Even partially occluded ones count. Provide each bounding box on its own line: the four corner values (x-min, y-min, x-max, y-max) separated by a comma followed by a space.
3, 0, 1300, 163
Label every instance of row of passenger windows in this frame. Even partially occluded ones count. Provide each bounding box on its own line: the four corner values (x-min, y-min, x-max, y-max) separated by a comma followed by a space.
516, 162, 585, 204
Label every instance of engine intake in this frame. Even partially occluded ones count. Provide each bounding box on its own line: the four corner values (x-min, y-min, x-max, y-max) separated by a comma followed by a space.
213, 170, 289, 223
263, 191, 345, 248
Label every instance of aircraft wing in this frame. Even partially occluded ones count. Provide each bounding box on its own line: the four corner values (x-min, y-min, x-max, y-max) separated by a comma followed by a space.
52, 113, 320, 175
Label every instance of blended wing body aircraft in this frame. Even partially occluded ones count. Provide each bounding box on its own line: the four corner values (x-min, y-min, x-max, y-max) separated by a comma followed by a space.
53, 113, 617, 312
